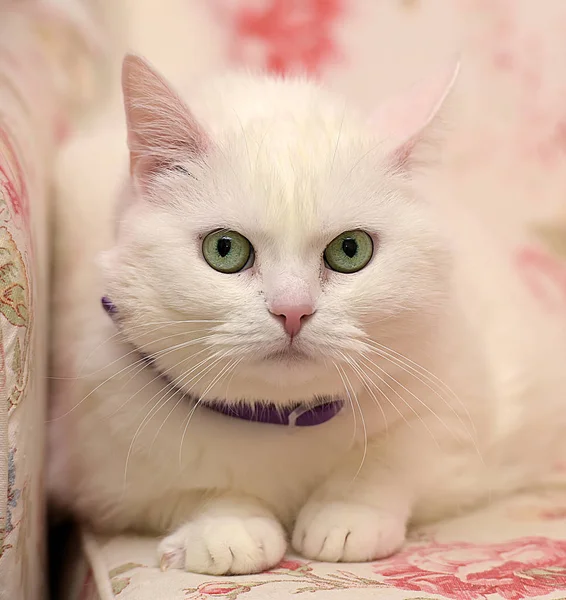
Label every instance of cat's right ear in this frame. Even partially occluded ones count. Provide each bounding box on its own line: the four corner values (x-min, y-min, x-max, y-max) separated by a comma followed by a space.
122, 54, 208, 187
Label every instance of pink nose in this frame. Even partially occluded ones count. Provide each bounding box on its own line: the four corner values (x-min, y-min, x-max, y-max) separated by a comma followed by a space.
270, 304, 314, 337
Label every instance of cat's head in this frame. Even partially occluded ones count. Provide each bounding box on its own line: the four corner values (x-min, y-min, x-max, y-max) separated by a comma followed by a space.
101, 55, 457, 406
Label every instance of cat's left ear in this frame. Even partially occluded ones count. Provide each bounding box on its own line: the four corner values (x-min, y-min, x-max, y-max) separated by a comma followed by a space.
122, 54, 209, 187
372, 60, 460, 171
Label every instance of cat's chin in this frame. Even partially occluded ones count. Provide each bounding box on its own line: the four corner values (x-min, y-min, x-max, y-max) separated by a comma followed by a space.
216, 359, 346, 405
261, 347, 311, 362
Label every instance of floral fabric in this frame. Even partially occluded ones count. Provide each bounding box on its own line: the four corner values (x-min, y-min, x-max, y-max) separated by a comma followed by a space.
64, 489, 566, 600
0, 1, 108, 598
211, 0, 344, 76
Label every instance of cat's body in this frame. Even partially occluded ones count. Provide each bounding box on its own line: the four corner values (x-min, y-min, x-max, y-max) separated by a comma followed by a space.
49, 56, 566, 575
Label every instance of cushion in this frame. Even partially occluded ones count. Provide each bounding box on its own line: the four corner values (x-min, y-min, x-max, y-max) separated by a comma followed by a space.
0, 1, 109, 597
62, 489, 566, 600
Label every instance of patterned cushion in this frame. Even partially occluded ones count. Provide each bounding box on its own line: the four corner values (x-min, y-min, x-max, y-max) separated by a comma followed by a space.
0, 2, 108, 598
62, 490, 566, 600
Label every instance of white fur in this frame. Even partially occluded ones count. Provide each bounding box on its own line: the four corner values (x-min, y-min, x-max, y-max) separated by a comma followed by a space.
49, 57, 566, 576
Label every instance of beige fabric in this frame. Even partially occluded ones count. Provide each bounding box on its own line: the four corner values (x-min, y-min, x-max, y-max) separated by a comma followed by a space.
0, 1, 109, 598
63, 490, 566, 600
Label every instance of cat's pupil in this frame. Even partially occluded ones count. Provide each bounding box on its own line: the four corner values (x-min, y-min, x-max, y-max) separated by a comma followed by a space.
342, 238, 357, 258
217, 237, 232, 257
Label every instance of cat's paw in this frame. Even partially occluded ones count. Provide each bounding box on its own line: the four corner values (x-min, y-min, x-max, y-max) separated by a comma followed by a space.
292, 501, 406, 562
158, 515, 287, 575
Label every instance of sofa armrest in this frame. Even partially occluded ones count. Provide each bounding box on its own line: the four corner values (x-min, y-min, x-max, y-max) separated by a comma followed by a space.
0, 3, 109, 598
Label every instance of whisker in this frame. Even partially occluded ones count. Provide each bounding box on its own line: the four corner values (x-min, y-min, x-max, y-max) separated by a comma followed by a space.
178, 353, 240, 466
329, 105, 346, 176
48, 355, 154, 422
337, 359, 368, 483
80, 327, 216, 380
49, 324, 187, 381
120, 334, 217, 388
365, 339, 476, 437
337, 351, 389, 440
121, 351, 222, 436
50, 331, 220, 422
223, 356, 245, 402
232, 109, 253, 175
108, 346, 213, 418
122, 351, 227, 491
357, 355, 441, 448
334, 362, 358, 450
352, 357, 412, 436
74, 319, 223, 377
363, 340, 479, 448
150, 356, 246, 455
361, 342, 488, 496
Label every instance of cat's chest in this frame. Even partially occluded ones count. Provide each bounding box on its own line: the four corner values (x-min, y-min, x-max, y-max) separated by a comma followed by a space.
95, 380, 361, 521
139, 398, 358, 485
84, 363, 364, 481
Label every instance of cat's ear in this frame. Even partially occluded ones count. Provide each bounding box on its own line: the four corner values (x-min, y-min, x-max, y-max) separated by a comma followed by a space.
122, 54, 208, 186
372, 60, 460, 171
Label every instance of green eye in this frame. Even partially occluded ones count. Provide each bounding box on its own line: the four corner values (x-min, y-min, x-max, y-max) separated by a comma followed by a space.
202, 230, 254, 273
324, 230, 374, 273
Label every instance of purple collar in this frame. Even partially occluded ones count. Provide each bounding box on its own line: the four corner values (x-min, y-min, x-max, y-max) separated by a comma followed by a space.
101, 296, 344, 427
203, 398, 344, 426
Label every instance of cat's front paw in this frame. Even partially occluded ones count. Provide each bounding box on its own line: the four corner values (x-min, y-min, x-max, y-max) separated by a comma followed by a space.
158, 515, 287, 575
292, 501, 406, 562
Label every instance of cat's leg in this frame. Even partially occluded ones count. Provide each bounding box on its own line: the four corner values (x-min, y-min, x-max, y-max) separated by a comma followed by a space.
292, 445, 411, 562
158, 493, 287, 575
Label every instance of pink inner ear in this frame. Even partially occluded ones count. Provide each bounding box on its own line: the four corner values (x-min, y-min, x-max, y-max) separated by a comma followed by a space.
122, 54, 208, 184
390, 139, 416, 170
371, 61, 460, 168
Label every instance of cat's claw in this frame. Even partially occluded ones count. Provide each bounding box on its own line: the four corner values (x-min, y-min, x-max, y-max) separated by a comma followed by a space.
157, 515, 287, 575
292, 501, 406, 562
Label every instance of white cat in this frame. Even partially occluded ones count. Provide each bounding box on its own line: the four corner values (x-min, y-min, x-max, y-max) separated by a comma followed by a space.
49, 54, 566, 576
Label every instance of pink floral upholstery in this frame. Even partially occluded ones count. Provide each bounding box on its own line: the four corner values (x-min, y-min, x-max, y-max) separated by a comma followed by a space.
0, 1, 108, 597
211, 0, 344, 76
63, 490, 566, 599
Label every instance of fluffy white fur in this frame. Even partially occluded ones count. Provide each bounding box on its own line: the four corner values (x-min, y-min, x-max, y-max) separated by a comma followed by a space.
49, 55, 566, 576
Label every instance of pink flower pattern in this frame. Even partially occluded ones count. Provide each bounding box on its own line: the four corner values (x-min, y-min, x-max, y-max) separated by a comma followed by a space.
374, 537, 566, 600
180, 536, 566, 599
516, 246, 566, 311
215, 0, 344, 75
0, 128, 28, 229
195, 582, 252, 597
